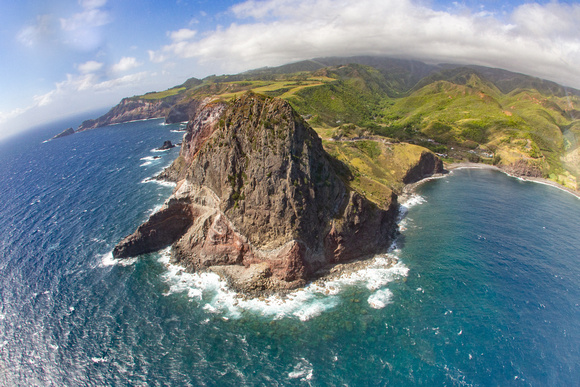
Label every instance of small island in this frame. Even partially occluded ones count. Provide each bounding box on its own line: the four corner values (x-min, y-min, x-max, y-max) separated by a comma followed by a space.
50, 127, 75, 140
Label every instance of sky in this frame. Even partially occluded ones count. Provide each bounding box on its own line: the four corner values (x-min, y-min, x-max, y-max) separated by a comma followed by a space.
1, 0, 579, 140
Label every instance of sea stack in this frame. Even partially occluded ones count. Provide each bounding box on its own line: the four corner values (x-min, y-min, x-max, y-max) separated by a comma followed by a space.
114, 93, 400, 294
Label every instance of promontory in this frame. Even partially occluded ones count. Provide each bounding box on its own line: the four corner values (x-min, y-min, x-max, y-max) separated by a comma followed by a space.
113, 92, 443, 294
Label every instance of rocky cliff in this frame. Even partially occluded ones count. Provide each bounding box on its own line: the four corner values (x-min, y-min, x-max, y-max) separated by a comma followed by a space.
77, 98, 173, 131
403, 151, 444, 184
114, 93, 401, 294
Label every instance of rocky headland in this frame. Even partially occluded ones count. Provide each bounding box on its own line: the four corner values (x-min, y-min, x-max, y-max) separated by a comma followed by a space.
114, 92, 443, 295
50, 127, 75, 140
77, 98, 174, 131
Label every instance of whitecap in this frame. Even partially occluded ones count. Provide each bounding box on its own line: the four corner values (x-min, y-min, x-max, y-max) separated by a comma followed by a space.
288, 358, 313, 381
147, 204, 163, 215
140, 177, 176, 187
400, 194, 426, 209
368, 288, 394, 309
99, 251, 138, 267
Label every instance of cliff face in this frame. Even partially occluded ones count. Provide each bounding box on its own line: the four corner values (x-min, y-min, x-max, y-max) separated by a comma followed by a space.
77, 98, 172, 131
114, 93, 400, 294
403, 151, 444, 184
165, 98, 204, 124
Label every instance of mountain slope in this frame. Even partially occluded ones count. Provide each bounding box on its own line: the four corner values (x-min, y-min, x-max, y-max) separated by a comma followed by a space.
71, 56, 580, 190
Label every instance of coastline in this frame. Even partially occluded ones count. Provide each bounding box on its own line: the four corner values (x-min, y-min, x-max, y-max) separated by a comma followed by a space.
402, 162, 580, 200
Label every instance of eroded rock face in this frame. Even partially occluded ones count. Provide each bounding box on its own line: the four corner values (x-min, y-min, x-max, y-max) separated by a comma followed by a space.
114, 93, 400, 294
77, 98, 172, 131
501, 159, 544, 178
403, 151, 444, 184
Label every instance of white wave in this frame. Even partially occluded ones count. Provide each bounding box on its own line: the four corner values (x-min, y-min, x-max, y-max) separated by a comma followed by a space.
140, 156, 159, 161
397, 194, 426, 223
368, 288, 393, 309
99, 251, 138, 267
158, 251, 407, 321
151, 148, 170, 153
322, 257, 409, 291
147, 204, 164, 215
140, 161, 153, 167
401, 194, 426, 209
91, 357, 107, 364
288, 358, 313, 381
170, 129, 187, 133
140, 177, 176, 187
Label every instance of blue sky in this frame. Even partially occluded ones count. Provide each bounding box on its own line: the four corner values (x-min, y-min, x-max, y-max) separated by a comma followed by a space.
1, 0, 580, 140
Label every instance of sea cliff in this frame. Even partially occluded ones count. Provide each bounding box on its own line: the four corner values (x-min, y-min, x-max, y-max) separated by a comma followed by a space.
114, 93, 442, 294
77, 98, 173, 131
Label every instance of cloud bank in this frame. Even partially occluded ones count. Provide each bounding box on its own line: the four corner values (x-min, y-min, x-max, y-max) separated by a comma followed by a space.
3, 0, 580, 141
151, 0, 580, 89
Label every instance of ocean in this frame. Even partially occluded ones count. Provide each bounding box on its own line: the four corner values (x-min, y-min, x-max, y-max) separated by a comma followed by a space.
0, 119, 578, 386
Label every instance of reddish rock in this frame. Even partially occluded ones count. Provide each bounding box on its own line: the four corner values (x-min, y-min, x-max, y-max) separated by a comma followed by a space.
114, 93, 436, 295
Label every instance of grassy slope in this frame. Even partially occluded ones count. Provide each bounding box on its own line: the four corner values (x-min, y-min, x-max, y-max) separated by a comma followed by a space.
130, 60, 580, 190
324, 140, 429, 207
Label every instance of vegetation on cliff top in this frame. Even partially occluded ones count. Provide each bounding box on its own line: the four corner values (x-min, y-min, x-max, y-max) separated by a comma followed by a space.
110, 56, 580, 190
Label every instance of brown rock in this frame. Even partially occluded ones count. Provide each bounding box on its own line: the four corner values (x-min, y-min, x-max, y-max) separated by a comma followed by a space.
114, 92, 400, 295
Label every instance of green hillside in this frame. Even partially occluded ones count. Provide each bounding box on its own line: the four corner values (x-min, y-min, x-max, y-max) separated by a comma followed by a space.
127, 57, 580, 190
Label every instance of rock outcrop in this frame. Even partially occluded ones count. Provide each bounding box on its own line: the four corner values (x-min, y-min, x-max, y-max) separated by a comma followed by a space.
403, 151, 445, 184
114, 93, 400, 294
157, 140, 176, 150
165, 98, 203, 124
50, 127, 75, 140
501, 159, 544, 178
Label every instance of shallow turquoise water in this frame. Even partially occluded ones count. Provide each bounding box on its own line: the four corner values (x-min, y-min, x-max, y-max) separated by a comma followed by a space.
0, 120, 578, 385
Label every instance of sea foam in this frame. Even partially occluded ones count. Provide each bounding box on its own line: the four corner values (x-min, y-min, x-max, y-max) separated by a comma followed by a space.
99, 251, 138, 267
158, 249, 408, 321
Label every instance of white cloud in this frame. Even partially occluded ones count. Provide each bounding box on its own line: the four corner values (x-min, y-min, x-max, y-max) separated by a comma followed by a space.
78, 60, 104, 73
60, 8, 111, 31
148, 49, 168, 63
17, 15, 56, 47
169, 28, 197, 42
80, 0, 108, 10
0, 107, 30, 126
93, 71, 148, 90
146, 0, 580, 89
59, 0, 111, 51
111, 57, 142, 73
511, 2, 580, 40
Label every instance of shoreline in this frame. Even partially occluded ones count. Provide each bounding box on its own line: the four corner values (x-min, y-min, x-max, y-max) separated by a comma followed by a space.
401, 162, 580, 200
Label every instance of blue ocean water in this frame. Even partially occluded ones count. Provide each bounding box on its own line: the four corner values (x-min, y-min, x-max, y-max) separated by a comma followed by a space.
0, 120, 579, 385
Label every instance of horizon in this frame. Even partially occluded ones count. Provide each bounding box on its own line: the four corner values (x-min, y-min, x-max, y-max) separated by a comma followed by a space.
1, 0, 580, 141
